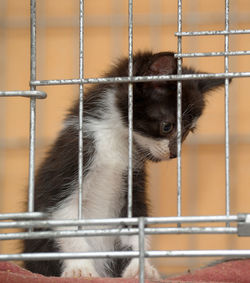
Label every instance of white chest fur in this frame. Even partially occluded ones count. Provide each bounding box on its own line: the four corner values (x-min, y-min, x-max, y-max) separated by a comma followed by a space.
51, 89, 132, 277
52, 89, 129, 222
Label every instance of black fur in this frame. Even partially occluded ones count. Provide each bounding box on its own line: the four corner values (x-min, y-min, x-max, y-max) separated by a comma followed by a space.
23, 51, 226, 277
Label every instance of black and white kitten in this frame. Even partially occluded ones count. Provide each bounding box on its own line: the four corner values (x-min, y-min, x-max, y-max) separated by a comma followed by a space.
23, 52, 224, 278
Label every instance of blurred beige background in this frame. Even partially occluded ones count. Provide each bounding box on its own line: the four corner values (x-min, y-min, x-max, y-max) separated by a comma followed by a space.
0, 0, 250, 276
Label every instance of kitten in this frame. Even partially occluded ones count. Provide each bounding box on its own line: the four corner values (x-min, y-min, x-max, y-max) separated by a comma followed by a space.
23, 51, 225, 278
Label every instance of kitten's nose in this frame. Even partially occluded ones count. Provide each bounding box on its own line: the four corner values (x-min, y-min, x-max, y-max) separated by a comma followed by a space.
170, 152, 177, 159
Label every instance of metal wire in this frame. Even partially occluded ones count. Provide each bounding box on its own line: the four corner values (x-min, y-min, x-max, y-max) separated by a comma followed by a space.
127, 0, 133, 218
30, 71, 250, 87
0, 214, 245, 228
224, 0, 231, 226
0, 226, 240, 241
28, 0, 37, 215
0, 91, 46, 99
78, 0, 84, 222
139, 218, 145, 283
175, 50, 250, 57
1, 249, 250, 262
0, 212, 45, 221
177, 0, 183, 224
176, 29, 250, 36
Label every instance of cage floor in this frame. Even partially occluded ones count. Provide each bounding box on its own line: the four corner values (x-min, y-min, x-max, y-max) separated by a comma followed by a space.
0, 259, 250, 283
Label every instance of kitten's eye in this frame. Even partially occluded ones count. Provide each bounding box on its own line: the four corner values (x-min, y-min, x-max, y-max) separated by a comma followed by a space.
160, 121, 174, 135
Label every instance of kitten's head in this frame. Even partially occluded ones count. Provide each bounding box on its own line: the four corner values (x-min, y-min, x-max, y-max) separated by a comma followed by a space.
116, 52, 227, 162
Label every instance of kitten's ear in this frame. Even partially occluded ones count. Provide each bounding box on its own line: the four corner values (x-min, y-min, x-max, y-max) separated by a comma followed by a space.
149, 52, 177, 75
198, 77, 232, 94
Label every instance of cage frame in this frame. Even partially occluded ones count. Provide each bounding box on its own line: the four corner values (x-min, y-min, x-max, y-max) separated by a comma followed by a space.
1, 0, 250, 282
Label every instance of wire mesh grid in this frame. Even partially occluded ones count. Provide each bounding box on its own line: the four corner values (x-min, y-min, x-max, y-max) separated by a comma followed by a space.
1, 0, 250, 281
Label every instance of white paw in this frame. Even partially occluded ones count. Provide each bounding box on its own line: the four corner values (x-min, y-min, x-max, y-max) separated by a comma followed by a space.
122, 258, 161, 280
61, 259, 99, 278
122, 258, 139, 278
144, 261, 161, 280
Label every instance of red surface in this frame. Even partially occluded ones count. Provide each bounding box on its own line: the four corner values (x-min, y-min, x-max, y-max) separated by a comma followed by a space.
0, 259, 250, 283
170, 259, 250, 282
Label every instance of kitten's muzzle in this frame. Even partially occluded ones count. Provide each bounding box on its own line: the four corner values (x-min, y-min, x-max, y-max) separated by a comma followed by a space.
170, 152, 177, 159
169, 140, 177, 159
169, 129, 190, 159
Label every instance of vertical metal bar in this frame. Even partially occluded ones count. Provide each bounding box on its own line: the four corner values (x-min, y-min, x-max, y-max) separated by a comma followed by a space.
177, 0, 183, 223
29, 0, 37, 213
139, 217, 145, 283
0, 1, 7, 255
127, 0, 133, 218
186, 0, 199, 269
0, 0, 7, 214
224, 0, 230, 225
78, 0, 84, 221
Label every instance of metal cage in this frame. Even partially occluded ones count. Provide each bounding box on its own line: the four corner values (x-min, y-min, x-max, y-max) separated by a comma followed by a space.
0, 1, 250, 282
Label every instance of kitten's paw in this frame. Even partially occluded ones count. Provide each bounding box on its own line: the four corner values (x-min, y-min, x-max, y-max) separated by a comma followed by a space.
61, 259, 99, 278
122, 258, 161, 280
122, 258, 139, 278
144, 261, 161, 280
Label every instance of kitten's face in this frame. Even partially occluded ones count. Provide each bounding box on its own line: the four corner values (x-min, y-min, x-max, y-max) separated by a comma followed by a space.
132, 80, 203, 161
116, 52, 225, 162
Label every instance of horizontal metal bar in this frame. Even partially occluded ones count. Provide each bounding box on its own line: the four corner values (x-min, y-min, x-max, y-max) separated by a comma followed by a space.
148, 250, 250, 258
0, 90, 47, 99
0, 251, 138, 261
0, 227, 238, 240
0, 215, 242, 229
147, 227, 237, 235
1, 250, 250, 261
149, 215, 243, 224
30, 72, 250, 87
0, 212, 45, 221
175, 50, 250, 58
176, 29, 250, 36
0, 219, 136, 229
